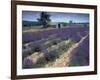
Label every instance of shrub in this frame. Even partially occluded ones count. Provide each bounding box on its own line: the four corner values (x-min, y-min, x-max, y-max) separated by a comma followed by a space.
35, 57, 47, 67
45, 50, 59, 62
52, 41, 57, 45
60, 44, 67, 50
32, 46, 41, 52
22, 51, 32, 60
57, 48, 64, 55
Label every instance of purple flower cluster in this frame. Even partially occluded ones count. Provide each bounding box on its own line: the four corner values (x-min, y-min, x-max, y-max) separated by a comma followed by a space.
69, 35, 89, 66
23, 26, 89, 43
22, 25, 89, 68
23, 57, 33, 68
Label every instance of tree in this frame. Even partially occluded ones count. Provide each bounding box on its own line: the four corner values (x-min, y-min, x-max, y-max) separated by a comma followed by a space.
37, 12, 51, 28
69, 20, 73, 24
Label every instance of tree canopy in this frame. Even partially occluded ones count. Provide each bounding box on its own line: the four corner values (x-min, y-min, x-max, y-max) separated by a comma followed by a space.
37, 12, 51, 28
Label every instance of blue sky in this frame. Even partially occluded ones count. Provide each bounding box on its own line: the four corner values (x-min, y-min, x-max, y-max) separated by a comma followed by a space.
22, 11, 89, 23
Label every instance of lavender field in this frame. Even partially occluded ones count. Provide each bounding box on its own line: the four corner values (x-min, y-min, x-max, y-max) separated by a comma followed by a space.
22, 11, 89, 69
22, 24, 89, 69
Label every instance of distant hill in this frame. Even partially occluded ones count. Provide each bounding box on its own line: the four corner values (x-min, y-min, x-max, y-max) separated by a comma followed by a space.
22, 21, 41, 27
22, 20, 69, 27
22, 20, 88, 28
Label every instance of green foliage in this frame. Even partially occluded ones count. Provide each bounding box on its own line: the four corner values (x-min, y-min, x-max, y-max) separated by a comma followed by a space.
45, 45, 66, 62
45, 50, 58, 62
83, 23, 89, 27
52, 41, 57, 45
36, 57, 47, 67
69, 20, 73, 24
22, 52, 32, 60
60, 44, 67, 50
37, 12, 51, 28
62, 23, 68, 26
31, 46, 41, 53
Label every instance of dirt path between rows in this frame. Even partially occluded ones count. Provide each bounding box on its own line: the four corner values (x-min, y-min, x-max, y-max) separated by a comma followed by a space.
45, 35, 88, 67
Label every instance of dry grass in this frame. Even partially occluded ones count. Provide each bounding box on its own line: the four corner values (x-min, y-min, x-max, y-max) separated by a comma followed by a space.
27, 52, 44, 64
45, 51, 70, 67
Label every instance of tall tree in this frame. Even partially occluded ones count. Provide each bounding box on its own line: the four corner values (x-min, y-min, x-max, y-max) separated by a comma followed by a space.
37, 12, 51, 28
69, 20, 73, 24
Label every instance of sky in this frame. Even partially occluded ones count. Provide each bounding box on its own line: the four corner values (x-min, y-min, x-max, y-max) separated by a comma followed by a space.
22, 11, 89, 23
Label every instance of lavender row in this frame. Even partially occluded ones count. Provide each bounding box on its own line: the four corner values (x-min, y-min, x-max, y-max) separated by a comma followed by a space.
68, 35, 89, 66
23, 27, 89, 43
